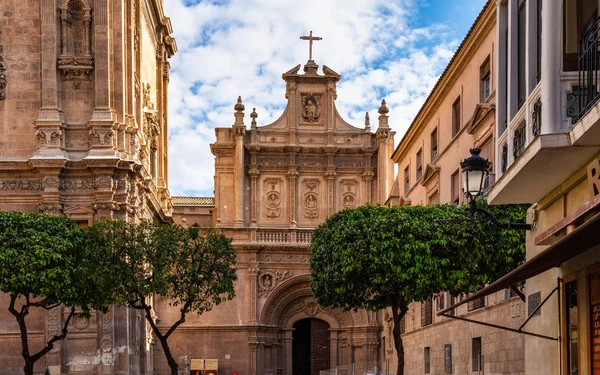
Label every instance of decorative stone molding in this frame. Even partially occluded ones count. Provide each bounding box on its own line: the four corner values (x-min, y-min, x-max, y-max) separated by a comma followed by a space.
58, 56, 94, 86
38, 203, 64, 215
0, 45, 6, 100
0, 179, 42, 191
260, 158, 287, 167
60, 178, 95, 191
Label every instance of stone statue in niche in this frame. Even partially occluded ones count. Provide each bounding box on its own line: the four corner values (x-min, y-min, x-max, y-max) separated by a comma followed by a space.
258, 270, 293, 297
301, 93, 321, 123
264, 178, 282, 219
143, 83, 154, 110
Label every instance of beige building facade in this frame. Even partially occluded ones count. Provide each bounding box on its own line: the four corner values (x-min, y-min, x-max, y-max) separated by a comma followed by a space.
386, 2, 527, 374
451, 1, 600, 375
169, 59, 395, 375
0, 0, 176, 373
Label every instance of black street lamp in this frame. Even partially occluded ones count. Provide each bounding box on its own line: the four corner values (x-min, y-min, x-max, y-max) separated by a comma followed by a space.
460, 148, 531, 231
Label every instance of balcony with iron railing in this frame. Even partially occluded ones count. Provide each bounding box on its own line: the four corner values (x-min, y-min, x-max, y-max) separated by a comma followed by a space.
488, 20, 600, 205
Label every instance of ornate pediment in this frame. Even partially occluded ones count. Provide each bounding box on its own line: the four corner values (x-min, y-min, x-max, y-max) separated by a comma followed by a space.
466, 103, 495, 134
420, 163, 440, 186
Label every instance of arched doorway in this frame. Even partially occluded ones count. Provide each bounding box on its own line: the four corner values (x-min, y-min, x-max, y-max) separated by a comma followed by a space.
292, 318, 330, 375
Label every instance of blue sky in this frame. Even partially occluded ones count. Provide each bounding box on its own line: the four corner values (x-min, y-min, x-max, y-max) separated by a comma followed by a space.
163, 0, 487, 197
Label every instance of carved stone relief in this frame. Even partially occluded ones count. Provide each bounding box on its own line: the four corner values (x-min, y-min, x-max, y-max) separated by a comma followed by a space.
299, 158, 325, 168
260, 254, 309, 264
264, 178, 283, 219
0, 179, 42, 191
258, 270, 293, 297
337, 159, 363, 168
0, 46, 6, 100
301, 93, 321, 123
340, 179, 358, 209
60, 178, 95, 191
260, 157, 287, 167
302, 178, 320, 219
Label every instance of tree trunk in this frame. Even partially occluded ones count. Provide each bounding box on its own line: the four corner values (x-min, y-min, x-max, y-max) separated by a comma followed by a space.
24, 359, 35, 375
390, 295, 408, 375
156, 335, 179, 375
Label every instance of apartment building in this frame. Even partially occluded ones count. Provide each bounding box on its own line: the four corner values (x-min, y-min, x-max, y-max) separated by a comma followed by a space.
384, 2, 527, 374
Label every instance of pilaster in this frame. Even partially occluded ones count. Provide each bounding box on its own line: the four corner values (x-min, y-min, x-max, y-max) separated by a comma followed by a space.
35, 0, 65, 159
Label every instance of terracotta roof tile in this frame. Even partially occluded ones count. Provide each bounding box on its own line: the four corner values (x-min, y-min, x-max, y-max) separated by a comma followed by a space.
172, 196, 215, 206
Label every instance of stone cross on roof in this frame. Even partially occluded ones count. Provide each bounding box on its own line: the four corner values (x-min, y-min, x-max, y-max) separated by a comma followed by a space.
300, 31, 322, 61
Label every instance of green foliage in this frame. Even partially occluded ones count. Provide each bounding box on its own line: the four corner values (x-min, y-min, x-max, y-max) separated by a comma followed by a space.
85, 220, 238, 375
0, 211, 115, 313
0, 211, 121, 374
310, 202, 527, 312
85, 220, 238, 314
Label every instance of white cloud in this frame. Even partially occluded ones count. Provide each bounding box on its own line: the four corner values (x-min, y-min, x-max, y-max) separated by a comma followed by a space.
164, 0, 462, 196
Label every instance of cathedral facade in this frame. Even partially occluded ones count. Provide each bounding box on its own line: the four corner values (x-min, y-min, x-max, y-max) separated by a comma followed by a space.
0, 1, 176, 373
168, 59, 395, 375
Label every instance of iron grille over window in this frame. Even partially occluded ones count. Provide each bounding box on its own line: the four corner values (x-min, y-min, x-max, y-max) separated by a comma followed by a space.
404, 166, 410, 194
451, 171, 460, 205
513, 120, 526, 159
421, 298, 433, 327
416, 149, 423, 180
501, 144, 508, 173
444, 344, 453, 373
400, 315, 406, 334
468, 296, 485, 311
532, 99, 542, 137
472, 337, 482, 372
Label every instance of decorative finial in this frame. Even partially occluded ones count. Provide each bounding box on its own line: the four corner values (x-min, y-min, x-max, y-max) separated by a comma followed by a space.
378, 99, 389, 115
250, 108, 258, 128
365, 112, 370, 127
234, 96, 245, 112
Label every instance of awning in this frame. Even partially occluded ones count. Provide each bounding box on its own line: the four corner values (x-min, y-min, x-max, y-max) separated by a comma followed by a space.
438, 210, 600, 316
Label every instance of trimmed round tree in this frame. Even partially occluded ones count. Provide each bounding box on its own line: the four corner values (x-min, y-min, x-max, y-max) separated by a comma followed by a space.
0, 212, 118, 375
310, 203, 526, 375
86, 220, 238, 375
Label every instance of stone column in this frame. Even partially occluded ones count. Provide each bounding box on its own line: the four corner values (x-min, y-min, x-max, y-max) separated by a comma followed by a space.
329, 329, 339, 370
540, 0, 562, 132
376, 100, 391, 204
362, 168, 374, 204
249, 265, 259, 324
287, 168, 298, 227
249, 164, 260, 228
233, 97, 246, 228
283, 329, 294, 375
